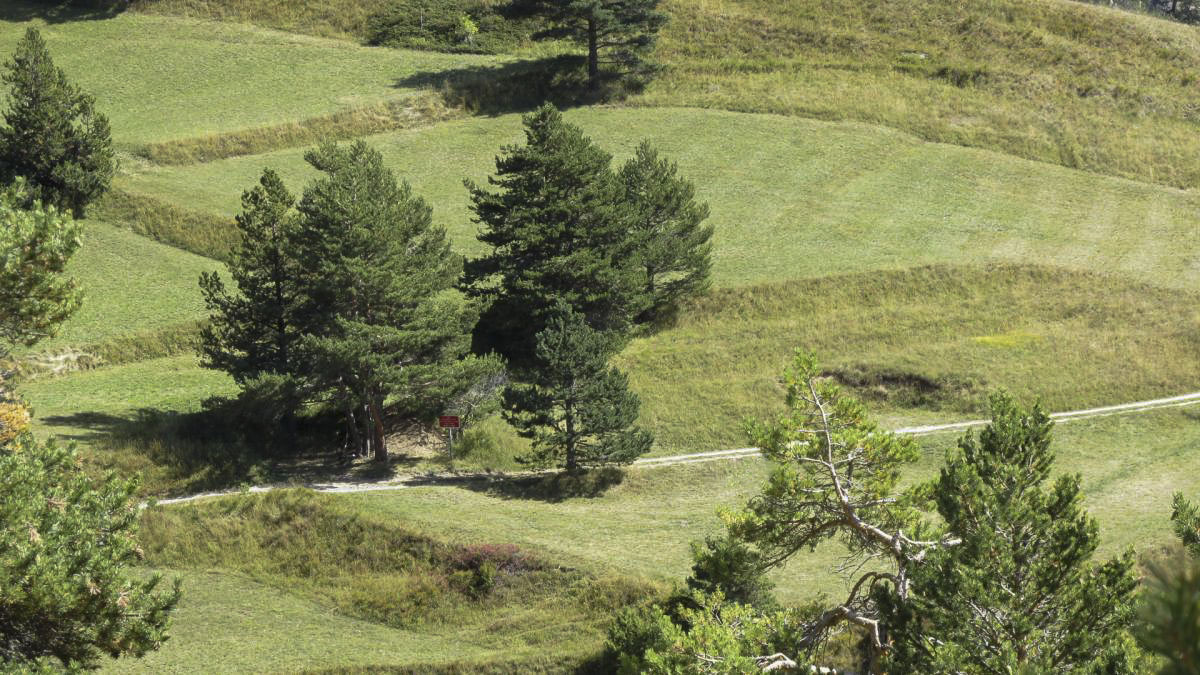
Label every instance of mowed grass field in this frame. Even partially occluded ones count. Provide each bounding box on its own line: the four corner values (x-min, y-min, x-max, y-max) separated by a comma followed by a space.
120, 107, 1200, 290
0, 1, 495, 148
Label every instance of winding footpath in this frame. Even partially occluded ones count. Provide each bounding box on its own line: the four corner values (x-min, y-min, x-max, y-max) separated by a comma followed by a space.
152, 390, 1200, 507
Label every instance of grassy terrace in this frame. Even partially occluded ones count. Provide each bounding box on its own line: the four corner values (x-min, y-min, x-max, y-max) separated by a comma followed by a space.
0, 2, 495, 148
120, 107, 1200, 290
643, 0, 1200, 188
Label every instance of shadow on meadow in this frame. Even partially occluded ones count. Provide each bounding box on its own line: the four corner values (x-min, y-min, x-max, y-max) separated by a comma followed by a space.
461, 466, 626, 503
394, 54, 646, 117
0, 0, 126, 23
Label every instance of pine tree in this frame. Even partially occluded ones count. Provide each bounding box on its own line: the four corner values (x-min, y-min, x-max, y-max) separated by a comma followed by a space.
533, 0, 668, 90
619, 140, 712, 322
882, 393, 1139, 672
461, 104, 648, 367
291, 141, 484, 463
1170, 492, 1200, 558
0, 28, 114, 217
1135, 493, 1200, 673
502, 307, 652, 472
0, 432, 181, 669
0, 179, 81, 362
199, 169, 303, 386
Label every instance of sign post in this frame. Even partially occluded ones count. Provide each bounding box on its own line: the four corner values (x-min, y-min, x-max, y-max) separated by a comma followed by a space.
439, 415, 461, 459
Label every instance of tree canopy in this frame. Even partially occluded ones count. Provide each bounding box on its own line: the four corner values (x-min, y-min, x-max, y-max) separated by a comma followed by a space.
0, 28, 114, 217
0, 432, 181, 669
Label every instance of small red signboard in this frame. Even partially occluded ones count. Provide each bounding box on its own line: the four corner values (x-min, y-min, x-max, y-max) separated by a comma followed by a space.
438, 415, 461, 429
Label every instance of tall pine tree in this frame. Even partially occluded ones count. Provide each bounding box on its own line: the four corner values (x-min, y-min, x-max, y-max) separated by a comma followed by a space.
199, 169, 303, 386
461, 104, 648, 367
0, 28, 114, 216
502, 306, 652, 471
619, 140, 712, 323
882, 393, 1139, 672
532, 0, 668, 90
292, 141, 485, 463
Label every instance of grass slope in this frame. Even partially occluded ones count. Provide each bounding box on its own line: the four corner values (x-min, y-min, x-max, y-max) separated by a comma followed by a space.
22, 222, 221, 358
0, 2, 496, 147
117, 490, 652, 673
342, 405, 1200, 604
643, 0, 1200, 187
121, 107, 1200, 290
622, 264, 1200, 453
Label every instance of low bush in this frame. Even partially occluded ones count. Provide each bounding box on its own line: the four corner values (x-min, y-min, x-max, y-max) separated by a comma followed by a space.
367, 0, 544, 54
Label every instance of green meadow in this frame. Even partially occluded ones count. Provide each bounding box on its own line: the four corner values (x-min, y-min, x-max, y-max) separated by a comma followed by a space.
119, 107, 1200, 290
4, 0, 1200, 669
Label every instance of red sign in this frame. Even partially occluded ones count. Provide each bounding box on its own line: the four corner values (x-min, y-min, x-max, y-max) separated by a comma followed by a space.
438, 415, 461, 429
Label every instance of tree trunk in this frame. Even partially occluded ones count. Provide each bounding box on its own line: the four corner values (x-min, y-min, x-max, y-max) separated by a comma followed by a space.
370, 398, 388, 464
345, 404, 362, 457
564, 405, 577, 472
587, 19, 599, 91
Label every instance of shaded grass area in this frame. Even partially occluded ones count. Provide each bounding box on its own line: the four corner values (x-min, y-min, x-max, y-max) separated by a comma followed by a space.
621, 264, 1200, 454
343, 406, 1200, 605
121, 107, 1200, 290
18, 223, 221, 358
641, 0, 1200, 188
0, 2, 497, 146
121, 490, 654, 672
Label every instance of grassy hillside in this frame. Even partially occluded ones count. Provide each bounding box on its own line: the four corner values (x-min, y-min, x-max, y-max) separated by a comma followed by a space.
0, 2, 495, 147
643, 0, 1200, 188
122, 107, 1200, 290
341, 405, 1200, 603
113, 490, 653, 673
105, 0, 1200, 187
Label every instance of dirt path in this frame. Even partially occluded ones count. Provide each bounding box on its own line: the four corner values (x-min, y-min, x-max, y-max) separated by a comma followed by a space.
152, 390, 1200, 506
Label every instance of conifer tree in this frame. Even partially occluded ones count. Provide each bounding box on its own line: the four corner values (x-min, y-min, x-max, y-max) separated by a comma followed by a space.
619, 140, 712, 322
199, 169, 303, 386
461, 104, 648, 367
882, 393, 1139, 672
0, 432, 181, 669
291, 141, 484, 463
0, 28, 114, 216
0, 179, 80, 361
532, 0, 668, 89
1136, 493, 1200, 673
502, 306, 652, 471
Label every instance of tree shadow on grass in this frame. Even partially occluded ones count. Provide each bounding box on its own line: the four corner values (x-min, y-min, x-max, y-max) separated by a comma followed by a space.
394, 54, 646, 117
0, 0, 127, 24
462, 466, 626, 503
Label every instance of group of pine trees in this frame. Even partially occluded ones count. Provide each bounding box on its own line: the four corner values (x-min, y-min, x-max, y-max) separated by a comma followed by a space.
201, 104, 713, 471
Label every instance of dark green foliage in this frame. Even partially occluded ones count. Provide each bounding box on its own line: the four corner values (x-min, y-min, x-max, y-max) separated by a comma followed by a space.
685, 535, 775, 611
200, 169, 302, 386
199, 141, 490, 462
882, 392, 1139, 672
0, 180, 81, 359
521, 0, 668, 89
502, 307, 652, 472
1171, 492, 1200, 559
461, 104, 648, 366
0, 433, 180, 669
618, 141, 712, 324
291, 140, 487, 461
368, 0, 543, 54
0, 28, 114, 217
